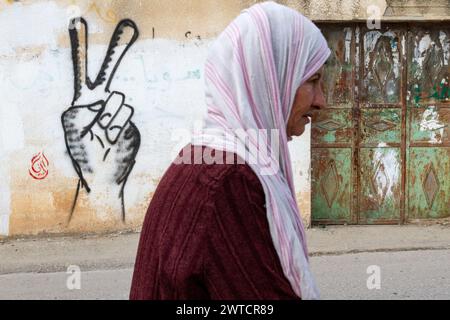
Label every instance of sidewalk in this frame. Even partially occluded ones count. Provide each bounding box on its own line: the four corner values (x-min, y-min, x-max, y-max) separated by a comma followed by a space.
1, 225, 449, 275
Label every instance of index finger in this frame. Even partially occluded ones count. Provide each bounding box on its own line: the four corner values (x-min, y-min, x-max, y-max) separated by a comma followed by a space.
69, 17, 89, 105
93, 19, 139, 92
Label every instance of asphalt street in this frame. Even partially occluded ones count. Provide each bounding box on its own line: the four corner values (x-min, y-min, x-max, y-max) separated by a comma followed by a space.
1, 248, 449, 300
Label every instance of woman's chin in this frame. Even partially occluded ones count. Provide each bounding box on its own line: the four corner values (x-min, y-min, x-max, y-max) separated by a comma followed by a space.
294, 126, 306, 137
288, 128, 306, 140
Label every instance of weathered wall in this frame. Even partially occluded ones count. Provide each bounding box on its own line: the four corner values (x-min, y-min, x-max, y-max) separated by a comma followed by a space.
0, 0, 448, 237
0, 0, 283, 237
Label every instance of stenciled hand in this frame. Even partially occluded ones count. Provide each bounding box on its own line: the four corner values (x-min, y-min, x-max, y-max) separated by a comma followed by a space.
62, 18, 140, 222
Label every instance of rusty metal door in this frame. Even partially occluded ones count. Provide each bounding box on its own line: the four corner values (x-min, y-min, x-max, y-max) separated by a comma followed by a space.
312, 23, 450, 225
407, 25, 450, 220
311, 26, 355, 224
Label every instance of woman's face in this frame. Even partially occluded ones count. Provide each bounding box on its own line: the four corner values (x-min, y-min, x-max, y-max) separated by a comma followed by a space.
286, 66, 326, 139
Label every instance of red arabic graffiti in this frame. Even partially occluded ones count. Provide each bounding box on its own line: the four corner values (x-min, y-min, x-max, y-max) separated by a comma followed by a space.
29, 152, 49, 180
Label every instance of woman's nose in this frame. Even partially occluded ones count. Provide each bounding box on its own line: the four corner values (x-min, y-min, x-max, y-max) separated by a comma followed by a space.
313, 85, 326, 110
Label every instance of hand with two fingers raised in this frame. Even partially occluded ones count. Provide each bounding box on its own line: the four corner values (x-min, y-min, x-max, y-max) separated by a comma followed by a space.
61, 18, 141, 222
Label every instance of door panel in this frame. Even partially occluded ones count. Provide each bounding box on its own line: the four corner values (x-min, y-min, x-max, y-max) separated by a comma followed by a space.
360, 108, 402, 145
410, 106, 450, 144
408, 27, 450, 107
322, 26, 354, 108
311, 109, 352, 144
358, 25, 405, 223
311, 148, 353, 223
359, 147, 402, 223
407, 25, 450, 221
408, 148, 450, 219
312, 25, 355, 224
362, 29, 402, 105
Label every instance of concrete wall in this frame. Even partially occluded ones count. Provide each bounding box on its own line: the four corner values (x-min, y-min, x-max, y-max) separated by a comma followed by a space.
0, 0, 448, 238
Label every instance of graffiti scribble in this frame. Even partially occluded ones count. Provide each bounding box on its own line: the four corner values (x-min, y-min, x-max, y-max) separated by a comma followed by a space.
29, 152, 49, 180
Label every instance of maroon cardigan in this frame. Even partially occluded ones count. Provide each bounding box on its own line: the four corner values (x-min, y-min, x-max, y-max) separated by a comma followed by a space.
129, 144, 299, 300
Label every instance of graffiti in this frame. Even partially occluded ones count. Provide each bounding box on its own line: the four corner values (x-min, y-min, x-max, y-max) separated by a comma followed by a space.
132, 54, 201, 92
184, 30, 203, 48
185, 31, 202, 41
61, 17, 141, 222
29, 152, 49, 180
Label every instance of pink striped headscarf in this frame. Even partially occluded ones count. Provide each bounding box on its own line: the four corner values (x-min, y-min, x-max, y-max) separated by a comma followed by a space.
191, 1, 330, 299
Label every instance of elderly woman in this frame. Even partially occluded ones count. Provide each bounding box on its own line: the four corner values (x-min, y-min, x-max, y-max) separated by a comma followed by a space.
130, 1, 330, 300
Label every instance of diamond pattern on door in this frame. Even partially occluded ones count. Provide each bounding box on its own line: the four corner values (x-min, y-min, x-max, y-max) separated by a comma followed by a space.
365, 119, 397, 132
314, 119, 346, 131
370, 161, 390, 205
422, 163, 440, 209
320, 160, 340, 208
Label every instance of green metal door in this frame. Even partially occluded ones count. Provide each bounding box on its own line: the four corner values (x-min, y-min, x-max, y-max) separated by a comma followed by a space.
358, 25, 404, 224
407, 25, 450, 220
311, 26, 355, 224
312, 23, 450, 225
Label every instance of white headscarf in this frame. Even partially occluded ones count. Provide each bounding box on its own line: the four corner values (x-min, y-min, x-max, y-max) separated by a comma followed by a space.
191, 1, 330, 299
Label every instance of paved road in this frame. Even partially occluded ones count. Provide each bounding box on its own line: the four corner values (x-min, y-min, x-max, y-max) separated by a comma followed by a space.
0, 269, 132, 300
1, 249, 449, 300
311, 249, 450, 300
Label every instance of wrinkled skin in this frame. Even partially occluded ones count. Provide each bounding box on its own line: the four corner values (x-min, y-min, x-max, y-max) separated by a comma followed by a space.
287, 66, 326, 139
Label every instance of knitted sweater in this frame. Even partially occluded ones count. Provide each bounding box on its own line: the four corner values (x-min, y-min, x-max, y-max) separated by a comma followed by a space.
130, 144, 299, 300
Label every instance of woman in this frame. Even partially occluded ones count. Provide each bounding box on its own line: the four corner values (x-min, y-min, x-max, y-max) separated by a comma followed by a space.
130, 1, 330, 300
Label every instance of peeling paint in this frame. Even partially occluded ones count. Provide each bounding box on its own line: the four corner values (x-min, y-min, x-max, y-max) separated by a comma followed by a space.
419, 106, 447, 144
372, 147, 400, 200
